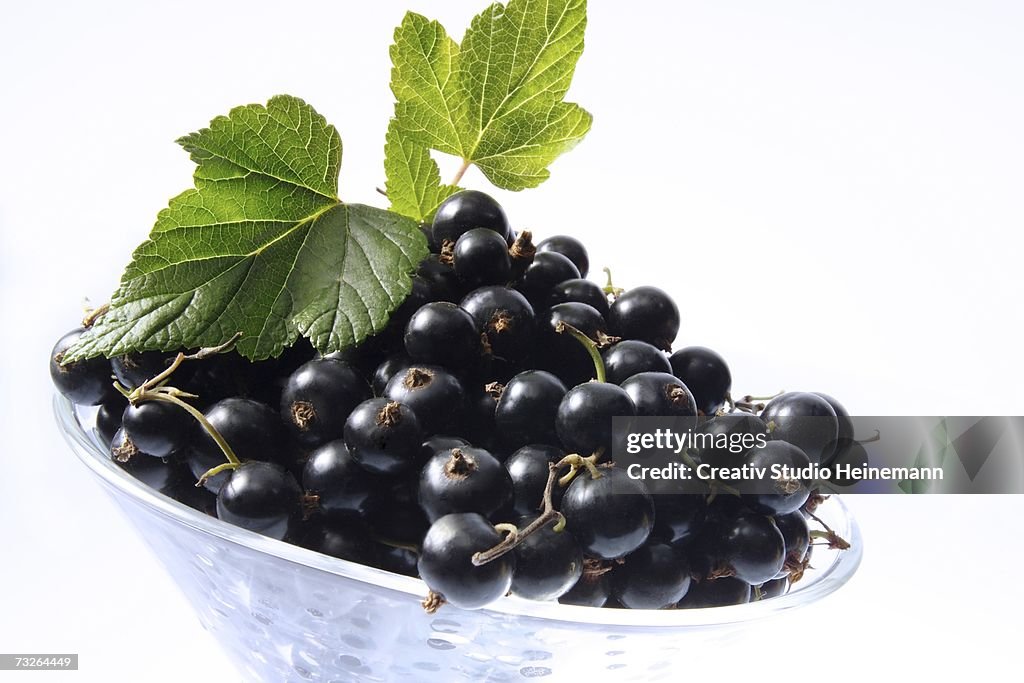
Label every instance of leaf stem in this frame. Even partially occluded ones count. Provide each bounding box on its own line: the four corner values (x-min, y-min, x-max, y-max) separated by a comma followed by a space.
450, 159, 471, 186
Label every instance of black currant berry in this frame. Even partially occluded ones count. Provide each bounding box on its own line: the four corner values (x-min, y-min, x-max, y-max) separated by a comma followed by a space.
418, 434, 471, 469
215, 461, 302, 541
620, 371, 697, 417
669, 346, 732, 415
813, 392, 854, 465
516, 251, 580, 306
49, 328, 111, 405
111, 351, 181, 390
561, 467, 654, 560
494, 370, 567, 450
691, 412, 768, 468
302, 440, 385, 520
121, 400, 192, 458
95, 394, 128, 447
774, 510, 810, 567
404, 302, 481, 370
677, 577, 751, 608
461, 383, 503, 451
281, 358, 369, 448
741, 441, 812, 515
432, 190, 513, 247
555, 382, 636, 456
417, 512, 514, 610
505, 444, 565, 517
827, 438, 870, 486
453, 227, 513, 287
718, 513, 786, 585
298, 520, 380, 566
546, 278, 609, 318
647, 485, 706, 547
110, 427, 186, 490
760, 392, 838, 464
511, 516, 583, 601
384, 365, 465, 434
759, 576, 790, 599
416, 254, 463, 303
612, 543, 691, 609
371, 353, 413, 396
188, 397, 288, 493
344, 399, 423, 476
559, 569, 613, 608
538, 302, 607, 388
608, 286, 679, 351
460, 286, 536, 363
536, 235, 590, 278
603, 340, 671, 385
418, 447, 514, 522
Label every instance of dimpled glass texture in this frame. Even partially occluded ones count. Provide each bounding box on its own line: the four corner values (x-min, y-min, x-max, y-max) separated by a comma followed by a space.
55, 396, 861, 682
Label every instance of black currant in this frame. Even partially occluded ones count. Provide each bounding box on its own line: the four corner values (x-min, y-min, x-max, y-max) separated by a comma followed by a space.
608, 286, 679, 351
559, 570, 613, 608
535, 235, 590, 278
718, 513, 786, 585
494, 370, 567, 450
460, 286, 536, 363
110, 350, 182, 390
603, 340, 671, 385
298, 520, 380, 566
774, 510, 810, 567
384, 365, 465, 434
647, 484, 706, 547
121, 400, 192, 458
669, 346, 732, 415
302, 439, 385, 520
49, 328, 111, 405
620, 371, 697, 417
403, 302, 481, 370
555, 382, 636, 456
281, 358, 369, 448
344, 399, 423, 476
95, 393, 128, 447
546, 278, 609, 318
215, 461, 302, 541
187, 397, 288, 493
760, 392, 838, 464
432, 190, 513, 247
813, 392, 854, 465
416, 253, 463, 303
417, 512, 514, 610
371, 353, 413, 396
537, 302, 607, 388
759, 576, 790, 599
516, 251, 580, 307
505, 444, 565, 517
511, 516, 583, 601
460, 384, 503, 451
612, 543, 691, 609
418, 447, 514, 522
741, 441, 812, 515
453, 227, 513, 287
677, 577, 751, 608
561, 467, 654, 560
110, 427, 186, 490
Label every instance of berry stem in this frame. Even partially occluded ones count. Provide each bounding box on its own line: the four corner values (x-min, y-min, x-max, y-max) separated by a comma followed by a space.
471, 453, 599, 567
602, 267, 624, 299
196, 461, 241, 487
143, 391, 241, 466
554, 321, 606, 383
81, 302, 109, 328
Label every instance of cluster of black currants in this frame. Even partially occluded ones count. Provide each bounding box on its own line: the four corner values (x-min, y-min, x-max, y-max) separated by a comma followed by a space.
50, 189, 852, 613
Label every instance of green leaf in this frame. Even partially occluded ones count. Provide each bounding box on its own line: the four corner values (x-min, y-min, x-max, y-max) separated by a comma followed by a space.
390, 0, 591, 191
384, 118, 459, 222
64, 95, 428, 362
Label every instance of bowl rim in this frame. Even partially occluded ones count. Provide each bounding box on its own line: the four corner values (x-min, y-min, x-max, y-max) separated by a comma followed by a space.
55, 394, 862, 628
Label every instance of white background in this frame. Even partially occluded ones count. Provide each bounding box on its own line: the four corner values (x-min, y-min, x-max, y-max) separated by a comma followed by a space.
2, 0, 1023, 681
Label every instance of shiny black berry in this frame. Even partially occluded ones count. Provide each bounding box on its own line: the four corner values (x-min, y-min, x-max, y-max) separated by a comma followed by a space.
511, 517, 583, 601
535, 235, 590, 278
344, 399, 423, 476
612, 543, 691, 609
505, 444, 565, 517
608, 286, 679, 351
432, 190, 513, 247
620, 371, 697, 417
418, 512, 514, 609
384, 366, 465, 434
669, 346, 732, 415
460, 286, 536, 363
516, 251, 580, 306
121, 400, 192, 458
302, 439, 384, 520
677, 577, 751, 608
188, 397, 288, 493
49, 328, 111, 405
494, 370, 567, 450
741, 441, 812, 515
603, 340, 671, 385
216, 461, 302, 541
555, 382, 636, 456
546, 278, 609, 318
404, 301, 481, 371
418, 447, 513, 522
561, 467, 654, 559
453, 227, 513, 287
760, 392, 838, 464
281, 358, 369, 448
538, 302, 607, 388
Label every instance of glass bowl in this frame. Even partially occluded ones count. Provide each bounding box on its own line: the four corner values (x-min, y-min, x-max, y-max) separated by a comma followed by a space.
54, 395, 862, 682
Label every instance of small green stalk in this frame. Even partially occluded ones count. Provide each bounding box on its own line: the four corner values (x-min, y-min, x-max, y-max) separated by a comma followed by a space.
554, 321, 606, 383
